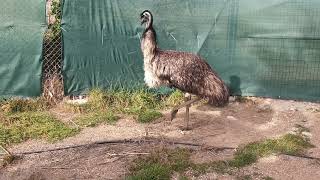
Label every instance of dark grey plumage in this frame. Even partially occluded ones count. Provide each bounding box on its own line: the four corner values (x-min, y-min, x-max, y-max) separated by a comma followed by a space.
140, 10, 229, 106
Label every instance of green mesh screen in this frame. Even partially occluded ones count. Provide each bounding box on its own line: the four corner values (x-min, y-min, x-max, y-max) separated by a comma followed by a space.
62, 0, 320, 101
0, 0, 46, 97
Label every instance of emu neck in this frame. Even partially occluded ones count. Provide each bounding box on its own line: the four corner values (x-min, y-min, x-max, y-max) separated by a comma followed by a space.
141, 27, 157, 62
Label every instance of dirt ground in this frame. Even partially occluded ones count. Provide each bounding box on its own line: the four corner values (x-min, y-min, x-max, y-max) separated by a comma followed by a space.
1, 97, 320, 180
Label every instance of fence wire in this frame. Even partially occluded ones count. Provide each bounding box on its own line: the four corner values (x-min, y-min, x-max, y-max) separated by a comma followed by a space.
42, 0, 63, 104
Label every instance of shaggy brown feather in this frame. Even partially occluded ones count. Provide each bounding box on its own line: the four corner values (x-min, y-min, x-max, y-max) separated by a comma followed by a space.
140, 10, 229, 106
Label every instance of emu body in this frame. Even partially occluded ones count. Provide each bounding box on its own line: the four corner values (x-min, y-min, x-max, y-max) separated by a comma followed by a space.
140, 10, 229, 129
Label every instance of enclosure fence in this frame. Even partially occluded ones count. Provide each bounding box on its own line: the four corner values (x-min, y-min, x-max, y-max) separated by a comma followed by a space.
1, 0, 320, 102
42, 0, 64, 104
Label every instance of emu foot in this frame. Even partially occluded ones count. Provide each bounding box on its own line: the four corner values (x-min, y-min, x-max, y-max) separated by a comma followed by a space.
169, 97, 201, 121
180, 126, 192, 131
170, 109, 179, 121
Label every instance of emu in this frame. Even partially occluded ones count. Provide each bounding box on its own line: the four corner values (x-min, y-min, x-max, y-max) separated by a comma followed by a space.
140, 10, 229, 130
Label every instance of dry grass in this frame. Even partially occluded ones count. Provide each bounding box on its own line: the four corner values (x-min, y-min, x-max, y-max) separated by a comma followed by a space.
0, 98, 49, 114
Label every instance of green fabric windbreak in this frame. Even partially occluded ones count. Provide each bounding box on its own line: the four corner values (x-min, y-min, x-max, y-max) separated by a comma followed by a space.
62, 0, 320, 101
0, 0, 46, 97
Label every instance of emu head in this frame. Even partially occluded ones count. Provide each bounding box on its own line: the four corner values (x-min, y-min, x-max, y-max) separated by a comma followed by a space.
140, 10, 153, 28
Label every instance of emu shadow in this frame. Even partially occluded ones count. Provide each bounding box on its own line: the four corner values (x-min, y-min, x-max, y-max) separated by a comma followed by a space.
229, 75, 242, 96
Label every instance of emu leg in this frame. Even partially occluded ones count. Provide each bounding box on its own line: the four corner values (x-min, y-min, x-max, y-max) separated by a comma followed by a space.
184, 93, 191, 130
169, 94, 201, 121
170, 109, 179, 121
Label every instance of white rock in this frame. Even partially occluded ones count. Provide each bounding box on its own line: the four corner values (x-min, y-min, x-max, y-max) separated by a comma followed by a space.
257, 103, 272, 112
227, 116, 238, 121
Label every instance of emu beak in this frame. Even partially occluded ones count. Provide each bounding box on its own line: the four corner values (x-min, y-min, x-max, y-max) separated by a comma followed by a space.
140, 18, 146, 25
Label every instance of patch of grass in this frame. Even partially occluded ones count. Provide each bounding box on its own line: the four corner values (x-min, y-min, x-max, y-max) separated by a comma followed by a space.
1, 98, 49, 114
178, 174, 189, 180
86, 88, 110, 111
191, 160, 232, 176
229, 151, 258, 168
229, 134, 313, 168
166, 148, 192, 172
0, 112, 78, 146
262, 176, 274, 180
87, 88, 184, 112
84, 88, 161, 113
75, 111, 118, 127
162, 90, 184, 107
127, 163, 171, 180
130, 90, 160, 110
127, 148, 192, 180
237, 175, 252, 180
136, 110, 163, 123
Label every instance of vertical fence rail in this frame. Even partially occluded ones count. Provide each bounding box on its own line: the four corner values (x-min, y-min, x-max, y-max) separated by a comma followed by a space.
42, 0, 63, 104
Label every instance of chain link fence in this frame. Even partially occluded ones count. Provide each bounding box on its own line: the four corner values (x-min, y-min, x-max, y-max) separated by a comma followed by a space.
42, 0, 64, 104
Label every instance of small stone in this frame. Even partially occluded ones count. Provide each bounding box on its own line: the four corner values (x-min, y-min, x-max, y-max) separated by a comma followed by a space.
289, 107, 298, 111
229, 96, 236, 102
302, 131, 312, 138
227, 116, 238, 121
259, 155, 278, 163
257, 103, 272, 112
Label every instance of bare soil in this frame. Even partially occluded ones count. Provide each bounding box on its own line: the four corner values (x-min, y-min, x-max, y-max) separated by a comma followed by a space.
1, 97, 320, 180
